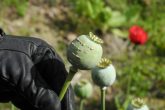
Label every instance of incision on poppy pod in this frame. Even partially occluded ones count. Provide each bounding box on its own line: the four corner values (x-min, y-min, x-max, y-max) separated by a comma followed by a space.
129, 25, 148, 45
59, 32, 103, 101
67, 32, 103, 70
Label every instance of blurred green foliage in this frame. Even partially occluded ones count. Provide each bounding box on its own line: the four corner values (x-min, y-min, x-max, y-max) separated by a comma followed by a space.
70, 0, 126, 33
0, 0, 28, 16
69, 0, 165, 109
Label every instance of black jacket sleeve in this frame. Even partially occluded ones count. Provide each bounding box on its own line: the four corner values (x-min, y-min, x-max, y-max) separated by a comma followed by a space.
32, 45, 75, 110
0, 34, 75, 110
0, 51, 61, 110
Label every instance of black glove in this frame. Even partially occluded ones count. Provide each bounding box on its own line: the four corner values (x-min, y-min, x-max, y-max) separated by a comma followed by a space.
0, 29, 75, 110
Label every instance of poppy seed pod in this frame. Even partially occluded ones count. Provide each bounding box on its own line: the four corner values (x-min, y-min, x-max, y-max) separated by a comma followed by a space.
74, 80, 93, 99
92, 58, 116, 87
67, 32, 103, 70
127, 98, 149, 110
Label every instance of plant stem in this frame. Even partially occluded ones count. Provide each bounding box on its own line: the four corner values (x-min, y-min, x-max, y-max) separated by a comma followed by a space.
152, 0, 157, 36
101, 87, 107, 110
59, 66, 78, 101
126, 75, 131, 97
11, 104, 15, 110
80, 99, 85, 110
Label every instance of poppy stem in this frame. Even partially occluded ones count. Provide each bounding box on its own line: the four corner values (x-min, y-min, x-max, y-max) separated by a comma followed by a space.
11, 104, 16, 110
80, 99, 85, 110
59, 66, 78, 101
101, 87, 107, 110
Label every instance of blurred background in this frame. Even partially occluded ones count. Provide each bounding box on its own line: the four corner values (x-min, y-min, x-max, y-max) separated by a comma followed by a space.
0, 0, 165, 110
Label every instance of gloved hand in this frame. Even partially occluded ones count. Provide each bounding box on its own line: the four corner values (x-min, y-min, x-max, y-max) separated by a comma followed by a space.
0, 29, 75, 110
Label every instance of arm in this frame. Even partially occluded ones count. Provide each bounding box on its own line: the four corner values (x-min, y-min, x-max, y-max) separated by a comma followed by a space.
0, 51, 61, 110
32, 46, 75, 110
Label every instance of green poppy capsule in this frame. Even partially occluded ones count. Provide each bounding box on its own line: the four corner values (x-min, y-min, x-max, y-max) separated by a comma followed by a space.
127, 98, 149, 110
74, 80, 93, 99
67, 32, 103, 70
92, 58, 116, 87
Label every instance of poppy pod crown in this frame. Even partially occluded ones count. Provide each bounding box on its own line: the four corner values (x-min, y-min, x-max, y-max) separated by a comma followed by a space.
127, 98, 149, 110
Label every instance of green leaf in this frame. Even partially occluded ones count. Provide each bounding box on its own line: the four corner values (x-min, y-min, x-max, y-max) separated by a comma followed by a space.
111, 29, 128, 38
108, 11, 126, 27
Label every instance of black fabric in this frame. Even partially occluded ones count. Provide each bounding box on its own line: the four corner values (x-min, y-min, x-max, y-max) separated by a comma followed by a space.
0, 34, 75, 110
0, 28, 5, 36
